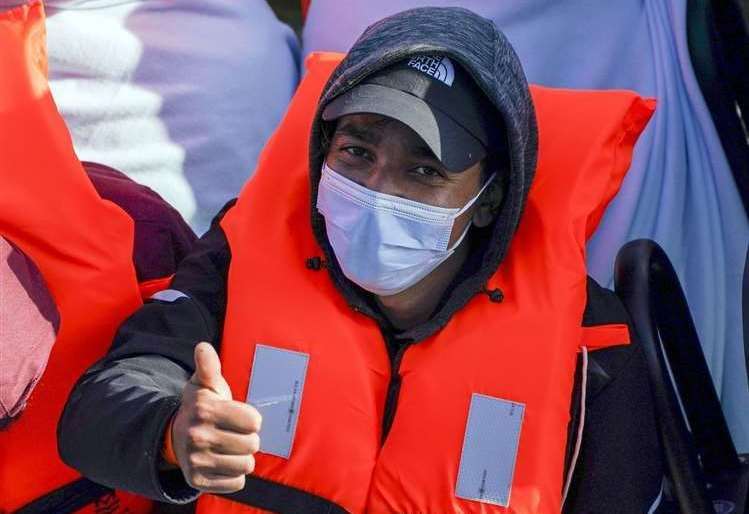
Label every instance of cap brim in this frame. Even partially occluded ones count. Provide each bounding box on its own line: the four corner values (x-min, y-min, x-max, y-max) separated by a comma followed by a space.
322, 84, 486, 172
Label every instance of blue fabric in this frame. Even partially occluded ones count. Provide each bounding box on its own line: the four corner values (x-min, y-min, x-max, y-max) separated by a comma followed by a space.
47, 0, 300, 234
303, 0, 749, 450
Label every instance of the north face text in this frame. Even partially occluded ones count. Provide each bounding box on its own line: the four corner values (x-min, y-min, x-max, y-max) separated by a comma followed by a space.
406, 55, 455, 86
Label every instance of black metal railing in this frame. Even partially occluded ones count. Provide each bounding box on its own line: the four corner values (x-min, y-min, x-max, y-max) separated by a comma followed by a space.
614, 239, 746, 513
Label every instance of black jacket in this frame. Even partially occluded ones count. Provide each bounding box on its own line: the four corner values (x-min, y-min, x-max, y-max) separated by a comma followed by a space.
59, 204, 665, 513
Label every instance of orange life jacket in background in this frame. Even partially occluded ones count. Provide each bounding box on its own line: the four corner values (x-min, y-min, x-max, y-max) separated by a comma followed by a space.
196, 53, 654, 514
0, 2, 151, 512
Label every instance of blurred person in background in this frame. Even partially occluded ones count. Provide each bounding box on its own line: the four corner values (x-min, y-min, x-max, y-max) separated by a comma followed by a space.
1, 3, 195, 511
45, 0, 300, 233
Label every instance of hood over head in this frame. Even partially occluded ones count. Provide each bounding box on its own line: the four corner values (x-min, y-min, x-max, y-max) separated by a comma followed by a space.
308, 7, 538, 340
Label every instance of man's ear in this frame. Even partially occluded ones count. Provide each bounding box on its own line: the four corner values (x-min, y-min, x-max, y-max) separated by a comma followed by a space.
472, 175, 505, 228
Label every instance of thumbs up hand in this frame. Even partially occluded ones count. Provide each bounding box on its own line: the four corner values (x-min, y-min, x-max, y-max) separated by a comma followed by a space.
172, 342, 262, 493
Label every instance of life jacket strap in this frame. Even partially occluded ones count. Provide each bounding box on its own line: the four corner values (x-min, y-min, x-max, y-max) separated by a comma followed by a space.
224, 474, 350, 514
14, 478, 112, 514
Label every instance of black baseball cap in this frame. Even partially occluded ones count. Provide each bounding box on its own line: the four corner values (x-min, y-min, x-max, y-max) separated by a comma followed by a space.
322, 54, 504, 172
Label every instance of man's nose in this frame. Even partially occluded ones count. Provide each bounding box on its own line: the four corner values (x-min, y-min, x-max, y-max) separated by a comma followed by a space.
360, 164, 399, 197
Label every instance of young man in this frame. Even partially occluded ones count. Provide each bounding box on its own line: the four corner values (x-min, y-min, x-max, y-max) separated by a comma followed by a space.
59, 7, 664, 513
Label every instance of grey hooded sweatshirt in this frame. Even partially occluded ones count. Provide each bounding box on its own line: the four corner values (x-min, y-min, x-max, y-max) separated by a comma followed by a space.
57, 7, 665, 514
308, 7, 537, 337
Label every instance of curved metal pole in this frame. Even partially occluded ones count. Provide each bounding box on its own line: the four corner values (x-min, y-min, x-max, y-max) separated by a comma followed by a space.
615, 239, 725, 513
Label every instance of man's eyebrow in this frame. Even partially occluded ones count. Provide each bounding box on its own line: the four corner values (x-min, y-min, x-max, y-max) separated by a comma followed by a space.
333, 123, 382, 145
408, 142, 439, 161
334, 121, 441, 164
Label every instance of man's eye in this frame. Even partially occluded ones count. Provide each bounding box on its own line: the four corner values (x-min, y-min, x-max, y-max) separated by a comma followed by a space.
411, 166, 442, 178
342, 146, 370, 159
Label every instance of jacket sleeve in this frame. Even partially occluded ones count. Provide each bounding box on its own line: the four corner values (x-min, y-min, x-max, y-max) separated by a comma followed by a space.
563, 278, 665, 513
58, 202, 235, 503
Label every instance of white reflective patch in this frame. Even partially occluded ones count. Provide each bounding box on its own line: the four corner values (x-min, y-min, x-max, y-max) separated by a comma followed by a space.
150, 289, 188, 302
455, 394, 525, 507
246, 345, 309, 459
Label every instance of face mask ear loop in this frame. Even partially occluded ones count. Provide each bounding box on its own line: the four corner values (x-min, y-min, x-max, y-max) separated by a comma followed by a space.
444, 173, 498, 252
445, 219, 473, 252
454, 172, 497, 217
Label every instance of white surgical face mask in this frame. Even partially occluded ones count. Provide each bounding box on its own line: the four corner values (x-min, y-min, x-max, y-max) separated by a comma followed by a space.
316, 162, 496, 296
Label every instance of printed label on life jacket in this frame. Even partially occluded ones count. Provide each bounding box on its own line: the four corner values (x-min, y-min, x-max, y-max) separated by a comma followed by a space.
246, 345, 309, 459
455, 394, 525, 507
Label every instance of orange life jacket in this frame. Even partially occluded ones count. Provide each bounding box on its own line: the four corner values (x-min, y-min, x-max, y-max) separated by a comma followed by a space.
0, 2, 153, 512
197, 53, 654, 514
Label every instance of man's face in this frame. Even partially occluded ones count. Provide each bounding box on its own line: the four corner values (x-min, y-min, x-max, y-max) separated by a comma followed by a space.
325, 113, 485, 247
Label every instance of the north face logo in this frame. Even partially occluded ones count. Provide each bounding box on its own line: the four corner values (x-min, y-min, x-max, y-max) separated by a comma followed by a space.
407, 55, 455, 86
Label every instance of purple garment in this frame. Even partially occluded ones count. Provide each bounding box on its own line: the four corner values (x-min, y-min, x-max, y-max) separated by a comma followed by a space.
0, 238, 59, 426
0, 163, 195, 426
303, 0, 749, 450
84, 162, 196, 282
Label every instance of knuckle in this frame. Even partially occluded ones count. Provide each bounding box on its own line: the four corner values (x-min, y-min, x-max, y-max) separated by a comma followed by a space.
187, 472, 206, 490
241, 406, 262, 432
238, 456, 254, 475
228, 475, 246, 493
247, 433, 260, 454
186, 426, 208, 448
187, 452, 204, 469
252, 410, 263, 432
193, 400, 214, 423
195, 388, 213, 402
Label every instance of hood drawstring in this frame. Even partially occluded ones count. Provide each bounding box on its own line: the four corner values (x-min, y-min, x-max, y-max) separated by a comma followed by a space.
482, 286, 504, 303
305, 256, 328, 271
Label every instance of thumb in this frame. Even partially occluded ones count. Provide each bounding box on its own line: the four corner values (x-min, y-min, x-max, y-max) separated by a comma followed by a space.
192, 342, 232, 399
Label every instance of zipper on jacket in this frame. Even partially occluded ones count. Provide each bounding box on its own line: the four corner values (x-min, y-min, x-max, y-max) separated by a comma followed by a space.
380, 339, 414, 445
